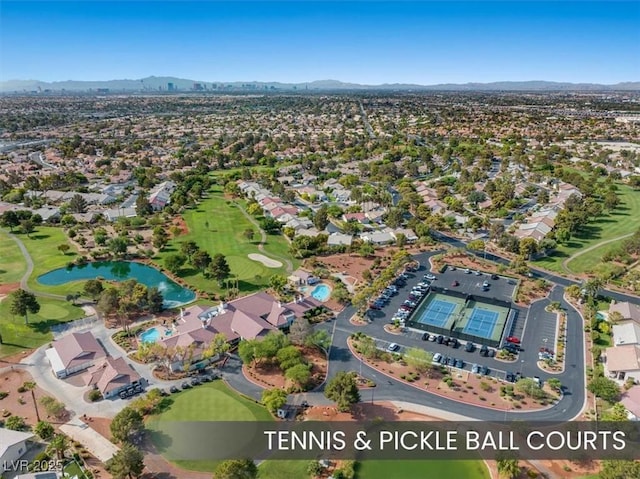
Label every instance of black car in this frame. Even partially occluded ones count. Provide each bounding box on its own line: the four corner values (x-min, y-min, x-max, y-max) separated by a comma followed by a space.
422, 332, 430, 341
119, 391, 128, 399
454, 358, 464, 368
181, 382, 192, 389
465, 342, 475, 352
158, 388, 169, 396
480, 366, 490, 375
436, 335, 444, 344
449, 338, 459, 348
479, 344, 489, 356
504, 344, 519, 354
515, 372, 523, 381
491, 274, 499, 280
446, 357, 455, 366
505, 372, 516, 383
191, 378, 201, 386
487, 348, 495, 357
170, 385, 180, 393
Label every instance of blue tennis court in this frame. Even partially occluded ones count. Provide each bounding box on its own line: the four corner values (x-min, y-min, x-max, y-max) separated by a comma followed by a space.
417, 298, 458, 327
463, 308, 500, 339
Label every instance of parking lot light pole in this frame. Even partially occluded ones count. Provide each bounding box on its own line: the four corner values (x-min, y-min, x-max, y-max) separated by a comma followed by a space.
519, 359, 524, 376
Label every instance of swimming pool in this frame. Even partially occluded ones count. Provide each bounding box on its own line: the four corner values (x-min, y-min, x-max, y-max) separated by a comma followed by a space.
140, 328, 161, 343
311, 284, 331, 302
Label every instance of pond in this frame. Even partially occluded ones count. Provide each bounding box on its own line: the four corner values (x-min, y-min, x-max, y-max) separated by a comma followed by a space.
37, 261, 196, 307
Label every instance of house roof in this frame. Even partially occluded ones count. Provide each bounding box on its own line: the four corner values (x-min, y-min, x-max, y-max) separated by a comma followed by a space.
84, 357, 141, 395
291, 269, 313, 280
609, 302, 640, 323
613, 322, 640, 346
0, 428, 34, 457
605, 344, 640, 373
52, 331, 106, 370
621, 386, 640, 418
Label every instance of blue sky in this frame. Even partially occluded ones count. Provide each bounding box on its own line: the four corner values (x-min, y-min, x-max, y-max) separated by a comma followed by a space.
1, 1, 638, 84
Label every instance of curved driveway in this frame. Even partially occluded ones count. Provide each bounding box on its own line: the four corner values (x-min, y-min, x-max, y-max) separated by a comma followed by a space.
321, 242, 640, 422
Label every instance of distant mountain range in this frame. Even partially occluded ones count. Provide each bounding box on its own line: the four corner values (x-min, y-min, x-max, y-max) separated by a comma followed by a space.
1, 76, 639, 92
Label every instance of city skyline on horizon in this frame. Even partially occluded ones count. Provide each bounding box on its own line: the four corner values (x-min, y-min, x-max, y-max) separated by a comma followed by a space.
1, 1, 639, 84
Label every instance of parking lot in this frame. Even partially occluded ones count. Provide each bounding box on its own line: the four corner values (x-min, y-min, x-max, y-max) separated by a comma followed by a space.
436, 266, 518, 303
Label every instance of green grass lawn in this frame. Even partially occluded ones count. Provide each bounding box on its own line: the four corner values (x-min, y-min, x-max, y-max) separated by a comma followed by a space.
146, 381, 273, 472
158, 186, 297, 294
259, 460, 310, 479
0, 230, 27, 285
355, 460, 490, 479
0, 296, 84, 357
16, 226, 81, 295
534, 184, 640, 274
63, 460, 88, 479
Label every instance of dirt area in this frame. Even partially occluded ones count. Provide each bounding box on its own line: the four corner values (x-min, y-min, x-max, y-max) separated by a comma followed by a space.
0, 282, 20, 294
349, 338, 559, 412
535, 459, 600, 478
243, 345, 327, 391
304, 401, 440, 422
0, 368, 68, 427
313, 252, 379, 284
0, 349, 35, 366
171, 216, 189, 236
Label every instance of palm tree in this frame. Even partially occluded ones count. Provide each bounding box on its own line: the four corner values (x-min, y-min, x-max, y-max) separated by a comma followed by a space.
47, 434, 69, 460
497, 458, 520, 479
22, 381, 40, 421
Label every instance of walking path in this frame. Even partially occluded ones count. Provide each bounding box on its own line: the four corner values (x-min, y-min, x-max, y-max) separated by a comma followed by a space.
234, 203, 294, 273
561, 232, 635, 274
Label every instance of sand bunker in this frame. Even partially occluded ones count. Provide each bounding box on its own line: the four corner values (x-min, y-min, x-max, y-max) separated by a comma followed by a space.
248, 253, 283, 268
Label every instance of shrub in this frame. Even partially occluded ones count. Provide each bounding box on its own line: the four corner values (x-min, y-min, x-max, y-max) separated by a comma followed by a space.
88, 390, 103, 402
0, 391, 8, 400
17, 386, 27, 393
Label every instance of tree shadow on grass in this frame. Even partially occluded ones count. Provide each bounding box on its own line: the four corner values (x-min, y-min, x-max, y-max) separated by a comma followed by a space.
178, 267, 200, 278
28, 319, 64, 334
30, 234, 50, 240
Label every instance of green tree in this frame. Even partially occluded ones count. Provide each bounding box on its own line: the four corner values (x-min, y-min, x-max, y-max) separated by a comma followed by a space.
0, 210, 20, 231
164, 254, 186, 274
324, 371, 360, 412
496, 457, 520, 479
4, 415, 26, 430
202, 333, 230, 360
46, 434, 69, 460
404, 347, 434, 373
261, 388, 288, 413
180, 240, 199, 261
110, 407, 144, 444
238, 339, 258, 366
268, 274, 288, 293
208, 254, 231, 285
152, 226, 168, 250
68, 194, 88, 213
22, 381, 40, 421
467, 239, 486, 252
213, 459, 258, 479
546, 378, 562, 393
305, 329, 331, 351
39, 396, 65, 418
313, 205, 329, 231
147, 287, 164, 314
83, 279, 104, 300
135, 194, 153, 217
285, 363, 312, 388
519, 237, 538, 259
20, 218, 35, 237
587, 376, 620, 402
515, 378, 545, 399
599, 460, 640, 479
603, 191, 620, 211
307, 460, 324, 477
192, 250, 212, 273
57, 243, 70, 255
9, 289, 40, 324
108, 236, 128, 256
259, 217, 281, 234
359, 242, 375, 258
34, 420, 54, 440
331, 282, 351, 304
106, 442, 145, 479
276, 345, 303, 371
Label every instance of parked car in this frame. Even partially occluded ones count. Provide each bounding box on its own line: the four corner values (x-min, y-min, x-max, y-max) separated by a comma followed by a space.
428, 334, 437, 342
506, 336, 521, 344
436, 335, 444, 344
479, 344, 489, 356
170, 385, 180, 394
446, 357, 455, 366
181, 382, 192, 389
487, 348, 496, 357
471, 363, 480, 374
533, 376, 542, 387
474, 270, 482, 276
452, 280, 460, 287
491, 274, 499, 280
449, 338, 459, 348
119, 391, 128, 400
465, 342, 475, 352
157, 388, 169, 396
433, 353, 443, 363
369, 303, 382, 310
505, 372, 516, 383
424, 274, 436, 280
454, 358, 464, 368
515, 372, 523, 381
387, 343, 400, 352
422, 332, 430, 341
482, 280, 489, 287
464, 268, 471, 274
190, 378, 201, 386
480, 365, 490, 376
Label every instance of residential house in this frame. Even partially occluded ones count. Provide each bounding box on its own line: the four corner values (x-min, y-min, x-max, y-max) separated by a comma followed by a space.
613, 322, 640, 346
342, 213, 368, 224
148, 180, 176, 211
604, 344, 640, 383
103, 207, 137, 222
1, 429, 35, 472
621, 386, 640, 420
327, 232, 353, 247
84, 356, 144, 399
392, 228, 418, 243
609, 301, 640, 323
46, 331, 106, 378
288, 269, 315, 286
360, 230, 395, 246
